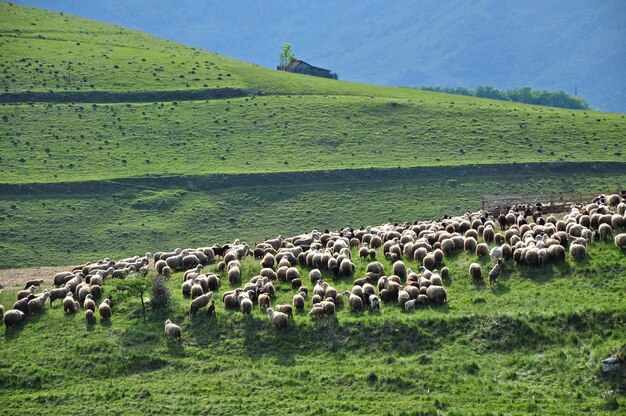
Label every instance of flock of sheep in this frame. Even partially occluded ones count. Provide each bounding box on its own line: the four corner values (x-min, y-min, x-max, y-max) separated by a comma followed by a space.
1, 193, 625, 340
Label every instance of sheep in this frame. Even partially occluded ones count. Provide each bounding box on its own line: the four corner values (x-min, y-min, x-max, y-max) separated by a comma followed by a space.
490, 246, 503, 263
608, 194, 622, 207
483, 226, 495, 243
260, 253, 275, 269
615, 233, 626, 249
3, 309, 25, 327
293, 293, 305, 311
267, 308, 288, 329
164, 319, 182, 340
430, 271, 443, 287
190, 292, 213, 316
260, 267, 277, 281
404, 298, 419, 311
223, 290, 240, 309
83, 294, 96, 312
423, 254, 436, 270
286, 267, 301, 282
440, 267, 449, 280
547, 244, 566, 261
476, 243, 489, 258
309, 269, 322, 284
85, 309, 96, 325
318, 300, 336, 316
23, 279, 44, 290
464, 237, 478, 252
99, 299, 112, 320
368, 294, 380, 311
63, 293, 78, 313
345, 291, 363, 312
228, 266, 241, 285
258, 293, 271, 309
569, 243, 586, 259
190, 279, 204, 299
366, 261, 384, 276
598, 223, 613, 241
488, 259, 502, 287
239, 295, 253, 316
426, 285, 447, 303
45, 284, 71, 307
339, 258, 355, 276
17, 285, 36, 301
27, 290, 49, 314
469, 263, 482, 281
162, 266, 172, 277
275, 304, 293, 318
308, 306, 325, 317
392, 261, 407, 280
77, 285, 92, 304
397, 289, 410, 308
440, 238, 456, 256
54, 271, 74, 287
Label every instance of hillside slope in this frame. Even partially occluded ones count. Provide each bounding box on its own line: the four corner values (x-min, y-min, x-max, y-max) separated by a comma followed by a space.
0, 2, 624, 268
9, 0, 626, 112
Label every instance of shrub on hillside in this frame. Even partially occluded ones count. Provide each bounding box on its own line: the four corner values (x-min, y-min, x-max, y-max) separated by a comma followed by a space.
151, 274, 170, 308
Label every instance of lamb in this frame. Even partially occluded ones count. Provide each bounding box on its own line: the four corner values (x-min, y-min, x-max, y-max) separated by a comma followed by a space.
440, 267, 449, 280
258, 293, 271, 309
239, 295, 253, 316
426, 285, 447, 303
27, 290, 49, 314
359, 244, 370, 260
488, 259, 502, 287
615, 233, 626, 249
99, 299, 112, 320
24, 279, 44, 290
83, 294, 96, 312
164, 319, 182, 340
85, 309, 96, 325
404, 298, 419, 311
469, 263, 482, 281
190, 291, 213, 316
3, 309, 25, 327
267, 308, 288, 329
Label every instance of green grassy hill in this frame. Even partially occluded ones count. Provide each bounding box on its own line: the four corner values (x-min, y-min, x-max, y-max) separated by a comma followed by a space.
1, 4, 625, 414
0, 2, 624, 268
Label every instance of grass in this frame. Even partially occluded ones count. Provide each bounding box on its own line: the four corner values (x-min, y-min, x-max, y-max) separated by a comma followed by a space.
1, 238, 625, 414
0, 4, 625, 413
1, 165, 624, 269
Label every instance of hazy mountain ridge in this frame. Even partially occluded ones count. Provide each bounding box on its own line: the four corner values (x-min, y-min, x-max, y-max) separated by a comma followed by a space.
10, 0, 626, 112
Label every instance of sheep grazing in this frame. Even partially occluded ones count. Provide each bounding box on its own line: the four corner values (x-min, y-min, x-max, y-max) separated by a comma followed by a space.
190, 292, 213, 316
24, 279, 44, 290
615, 233, 626, 249
469, 263, 482, 281
83, 294, 96, 312
239, 295, 253, 316
569, 243, 586, 260
27, 290, 49, 314
267, 308, 288, 330
258, 293, 270, 309
99, 299, 112, 320
488, 259, 502, 287
440, 267, 449, 280
598, 223, 613, 241
392, 261, 407, 280
63, 293, 79, 313
53, 271, 74, 287
228, 266, 241, 285
308, 306, 325, 317
3, 309, 25, 327
85, 309, 96, 325
423, 254, 436, 270
49, 285, 70, 306
293, 293, 305, 311
190, 279, 204, 299
426, 285, 447, 303
476, 243, 489, 258
164, 319, 182, 340
345, 291, 363, 312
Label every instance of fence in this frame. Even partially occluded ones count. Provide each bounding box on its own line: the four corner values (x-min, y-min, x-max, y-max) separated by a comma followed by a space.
480, 188, 624, 215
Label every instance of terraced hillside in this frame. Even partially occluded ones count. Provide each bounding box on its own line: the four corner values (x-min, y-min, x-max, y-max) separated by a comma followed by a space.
0, 1, 625, 268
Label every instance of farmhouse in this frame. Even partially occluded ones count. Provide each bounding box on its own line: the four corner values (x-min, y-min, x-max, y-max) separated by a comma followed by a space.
277, 59, 338, 80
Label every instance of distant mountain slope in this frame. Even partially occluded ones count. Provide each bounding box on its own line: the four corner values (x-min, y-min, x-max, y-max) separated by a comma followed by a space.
9, 0, 626, 112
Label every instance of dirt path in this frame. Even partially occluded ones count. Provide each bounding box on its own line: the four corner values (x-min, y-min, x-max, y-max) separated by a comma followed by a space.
0, 266, 67, 289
